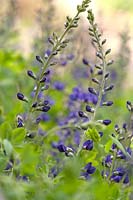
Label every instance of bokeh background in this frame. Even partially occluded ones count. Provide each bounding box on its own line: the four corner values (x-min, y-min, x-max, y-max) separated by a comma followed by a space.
0, 0, 133, 86
0, 0, 133, 121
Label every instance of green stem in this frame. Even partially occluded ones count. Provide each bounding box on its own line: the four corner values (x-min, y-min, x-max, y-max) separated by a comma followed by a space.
108, 150, 117, 181
25, 11, 80, 129
91, 25, 107, 121
76, 132, 86, 156
29, 11, 80, 112
127, 110, 133, 147
45, 123, 81, 138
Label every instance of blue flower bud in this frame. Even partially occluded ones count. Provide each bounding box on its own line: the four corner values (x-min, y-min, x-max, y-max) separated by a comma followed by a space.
40, 76, 47, 83
98, 119, 111, 125
43, 100, 49, 105
36, 55, 44, 64
82, 58, 89, 65
83, 140, 93, 150
17, 115, 24, 128
103, 119, 111, 125
41, 106, 50, 112
78, 111, 88, 118
104, 73, 110, 79
41, 85, 49, 91
88, 87, 97, 95
86, 105, 95, 113
99, 131, 103, 137
43, 70, 50, 76
104, 84, 114, 92
102, 101, 113, 106
27, 70, 36, 80
102, 154, 113, 167
17, 92, 28, 102
57, 144, 66, 152
84, 162, 96, 174
126, 101, 132, 111
92, 78, 100, 84
123, 174, 129, 184
97, 70, 103, 75
123, 123, 127, 130
32, 102, 38, 107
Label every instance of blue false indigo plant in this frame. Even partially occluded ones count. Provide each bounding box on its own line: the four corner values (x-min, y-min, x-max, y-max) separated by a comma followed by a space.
16, 1, 133, 184
1, 0, 133, 199
17, 0, 91, 136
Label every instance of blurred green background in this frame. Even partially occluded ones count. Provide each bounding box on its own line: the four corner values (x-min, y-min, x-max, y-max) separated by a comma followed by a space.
0, 0, 132, 119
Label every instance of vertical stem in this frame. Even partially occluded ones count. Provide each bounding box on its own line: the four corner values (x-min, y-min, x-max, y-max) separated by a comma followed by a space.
90, 25, 107, 121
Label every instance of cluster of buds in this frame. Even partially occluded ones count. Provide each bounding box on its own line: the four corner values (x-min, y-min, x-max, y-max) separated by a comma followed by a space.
102, 102, 133, 184
78, 9, 114, 130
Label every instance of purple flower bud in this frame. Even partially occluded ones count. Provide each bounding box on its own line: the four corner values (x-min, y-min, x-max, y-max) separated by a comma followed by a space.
126, 101, 132, 111
48, 37, 54, 45
82, 58, 89, 65
57, 144, 66, 152
36, 55, 43, 64
44, 49, 51, 58
92, 78, 100, 84
40, 76, 47, 83
97, 70, 103, 75
103, 154, 113, 167
123, 174, 129, 184
117, 150, 126, 159
27, 70, 36, 80
95, 64, 102, 69
104, 73, 110, 79
107, 60, 114, 66
43, 70, 50, 76
96, 52, 102, 59
84, 162, 96, 174
83, 140, 93, 150
5, 161, 13, 170
110, 143, 117, 151
88, 87, 97, 95
17, 115, 24, 128
102, 101, 113, 106
41, 85, 49, 91
17, 121, 24, 128
98, 119, 111, 125
123, 123, 127, 130
43, 100, 49, 105
99, 131, 103, 137
105, 48, 111, 55
102, 119, 111, 125
36, 117, 41, 124
115, 124, 120, 133
104, 84, 114, 92
17, 92, 28, 102
110, 175, 122, 183
86, 105, 95, 113
78, 111, 88, 118
41, 106, 50, 112
32, 102, 38, 107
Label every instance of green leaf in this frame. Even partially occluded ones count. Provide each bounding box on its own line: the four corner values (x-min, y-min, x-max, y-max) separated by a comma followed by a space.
19, 143, 40, 175
85, 127, 100, 142
0, 151, 8, 172
109, 135, 130, 158
11, 127, 26, 147
0, 121, 12, 140
105, 140, 112, 153
3, 139, 13, 156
